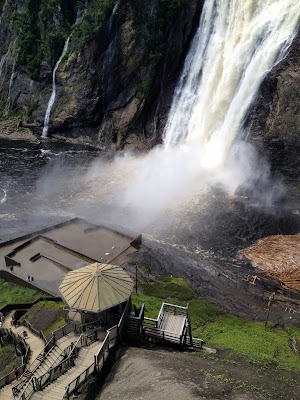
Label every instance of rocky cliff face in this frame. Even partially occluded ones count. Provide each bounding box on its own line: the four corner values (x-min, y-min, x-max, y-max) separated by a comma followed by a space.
245, 33, 300, 184
0, 0, 202, 147
0, 0, 299, 181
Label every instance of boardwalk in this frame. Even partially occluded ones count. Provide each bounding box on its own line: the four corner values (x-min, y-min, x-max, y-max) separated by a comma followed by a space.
2, 311, 45, 363
160, 312, 186, 335
32, 341, 100, 400
0, 312, 45, 400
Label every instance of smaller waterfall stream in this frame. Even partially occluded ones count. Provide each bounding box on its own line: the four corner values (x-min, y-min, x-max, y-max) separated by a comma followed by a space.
4, 58, 15, 115
0, 46, 10, 81
42, 5, 87, 138
42, 37, 70, 138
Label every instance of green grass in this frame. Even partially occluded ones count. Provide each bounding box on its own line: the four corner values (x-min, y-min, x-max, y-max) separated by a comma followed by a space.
0, 340, 21, 377
131, 277, 300, 372
39, 301, 66, 308
43, 316, 65, 338
132, 293, 164, 319
0, 278, 43, 307
141, 276, 198, 301
197, 315, 300, 371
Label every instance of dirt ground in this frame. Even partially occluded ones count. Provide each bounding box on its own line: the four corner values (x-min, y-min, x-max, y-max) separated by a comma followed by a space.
77, 344, 300, 400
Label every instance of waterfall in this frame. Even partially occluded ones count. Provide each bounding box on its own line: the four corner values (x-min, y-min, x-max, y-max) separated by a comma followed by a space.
120, 0, 299, 223
4, 58, 15, 115
163, 0, 299, 167
42, 5, 88, 138
42, 37, 70, 138
0, 46, 10, 81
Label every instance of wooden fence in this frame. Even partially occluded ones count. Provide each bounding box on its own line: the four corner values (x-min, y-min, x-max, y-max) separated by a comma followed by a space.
63, 300, 130, 400
35, 328, 102, 391
0, 328, 31, 390
127, 304, 145, 333
13, 324, 75, 398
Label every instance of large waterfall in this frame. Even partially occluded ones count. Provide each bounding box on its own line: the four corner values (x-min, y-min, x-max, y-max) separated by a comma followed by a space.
163, 0, 299, 167
118, 0, 299, 224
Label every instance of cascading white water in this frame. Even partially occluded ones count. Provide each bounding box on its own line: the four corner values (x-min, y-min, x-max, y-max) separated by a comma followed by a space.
42, 37, 70, 138
163, 0, 299, 167
115, 0, 300, 223
4, 58, 15, 114
42, 7, 87, 138
0, 47, 9, 81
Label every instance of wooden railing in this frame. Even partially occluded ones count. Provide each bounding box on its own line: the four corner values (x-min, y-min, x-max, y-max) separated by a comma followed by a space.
143, 326, 182, 344
143, 317, 157, 327
127, 304, 145, 332
13, 324, 75, 398
0, 365, 26, 390
17, 376, 35, 400
35, 327, 102, 392
186, 336, 204, 349
162, 303, 188, 316
0, 328, 31, 390
63, 300, 131, 400
21, 319, 46, 342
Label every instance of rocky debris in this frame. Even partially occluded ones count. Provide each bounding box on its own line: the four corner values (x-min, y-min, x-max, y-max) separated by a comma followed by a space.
0, 119, 36, 141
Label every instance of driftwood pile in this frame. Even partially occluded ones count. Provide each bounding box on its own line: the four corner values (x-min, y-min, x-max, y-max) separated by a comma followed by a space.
237, 233, 300, 292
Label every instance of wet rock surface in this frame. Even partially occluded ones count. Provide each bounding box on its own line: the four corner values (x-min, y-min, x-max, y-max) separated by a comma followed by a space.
246, 33, 300, 184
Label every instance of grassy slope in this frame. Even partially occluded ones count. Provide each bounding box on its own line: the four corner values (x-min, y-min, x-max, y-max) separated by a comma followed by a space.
0, 279, 65, 338
132, 276, 300, 372
0, 278, 43, 307
0, 341, 21, 377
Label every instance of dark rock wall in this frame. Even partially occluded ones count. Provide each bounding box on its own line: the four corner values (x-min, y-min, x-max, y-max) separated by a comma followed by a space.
245, 32, 300, 183
0, 0, 299, 181
0, 0, 202, 147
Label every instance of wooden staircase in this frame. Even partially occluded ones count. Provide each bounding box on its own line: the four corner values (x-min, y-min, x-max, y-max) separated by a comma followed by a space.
0, 331, 77, 400
31, 341, 100, 400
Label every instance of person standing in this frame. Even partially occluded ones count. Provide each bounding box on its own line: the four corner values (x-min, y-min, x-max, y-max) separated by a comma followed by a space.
14, 367, 19, 380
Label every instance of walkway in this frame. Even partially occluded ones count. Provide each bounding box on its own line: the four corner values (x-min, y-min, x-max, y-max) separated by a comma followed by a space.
2, 311, 45, 364
32, 340, 100, 400
160, 312, 186, 334
0, 311, 45, 400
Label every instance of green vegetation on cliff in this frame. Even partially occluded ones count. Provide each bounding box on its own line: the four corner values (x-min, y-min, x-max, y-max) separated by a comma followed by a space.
71, 0, 118, 49
13, 0, 74, 78
130, 0, 187, 98
132, 276, 300, 372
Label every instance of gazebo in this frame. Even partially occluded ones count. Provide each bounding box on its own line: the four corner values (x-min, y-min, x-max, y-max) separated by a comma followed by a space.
59, 262, 134, 330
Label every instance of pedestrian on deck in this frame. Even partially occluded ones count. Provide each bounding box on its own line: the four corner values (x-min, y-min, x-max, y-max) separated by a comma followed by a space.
14, 367, 19, 380
10, 266, 14, 273
31, 276, 34, 283
21, 330, 28, 338
1, 315, 5, 323
26, 275, 30, 281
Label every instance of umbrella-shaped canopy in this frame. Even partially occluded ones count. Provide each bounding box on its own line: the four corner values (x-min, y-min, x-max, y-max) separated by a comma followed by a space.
59, 262, 134, 313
